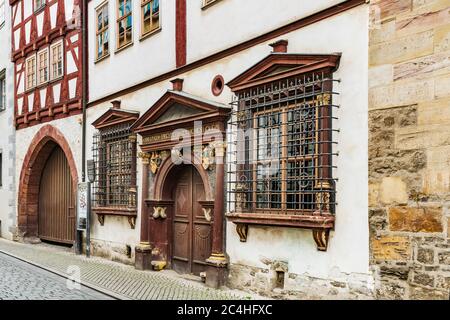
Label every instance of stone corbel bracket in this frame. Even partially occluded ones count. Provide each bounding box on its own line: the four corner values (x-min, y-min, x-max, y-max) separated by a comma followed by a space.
312, 229, 330, 251
97, 214, 136, 229
128, 216, 137, 229
236, 223, 248, 242
226, 212, 334, 251
97, 214, 105, 226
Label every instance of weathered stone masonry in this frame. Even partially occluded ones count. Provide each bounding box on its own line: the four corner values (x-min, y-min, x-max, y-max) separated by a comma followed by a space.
369, 0, 450, 299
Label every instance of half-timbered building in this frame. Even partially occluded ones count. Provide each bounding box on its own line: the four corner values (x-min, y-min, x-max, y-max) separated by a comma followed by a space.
12, 0, 83, 244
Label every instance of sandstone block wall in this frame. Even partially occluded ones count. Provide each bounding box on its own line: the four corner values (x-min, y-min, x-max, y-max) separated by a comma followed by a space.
369, 0, 450, 300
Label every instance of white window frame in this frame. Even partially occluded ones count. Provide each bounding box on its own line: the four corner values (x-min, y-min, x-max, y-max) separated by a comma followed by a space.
116, 0, 133, 50
25, 54, 37, 91
96, 1, 110, 60
140, 0, 160, 38
50, 40, 64, 80
37, 47, 49, 85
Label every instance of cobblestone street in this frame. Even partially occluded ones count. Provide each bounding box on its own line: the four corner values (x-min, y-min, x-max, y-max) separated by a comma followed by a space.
0, 239, 256, 300
0, 252, 112, 300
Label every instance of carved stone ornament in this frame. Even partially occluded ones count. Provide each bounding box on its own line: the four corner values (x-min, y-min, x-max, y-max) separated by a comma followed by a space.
316, 191, 331, 212
211, 141, 227, 157
138, 152, 151, 164
236, 223, 248, 242
237, 110, 248, 128
202, 144, 215, 170
98, 214, 105, 226
202, 208, 212, 222
152, 207, 167, 219
318, 93, 332, 106
150, 152, 163, 174
128, 216, 137, 229
312, 229, 330, 251
235, 182, 248, 212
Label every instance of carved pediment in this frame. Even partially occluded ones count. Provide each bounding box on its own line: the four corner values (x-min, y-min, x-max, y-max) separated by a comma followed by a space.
227, 53, 341, 92
92, 108, 140, 129
131, 90, 230, 134
153, 103, 202, 125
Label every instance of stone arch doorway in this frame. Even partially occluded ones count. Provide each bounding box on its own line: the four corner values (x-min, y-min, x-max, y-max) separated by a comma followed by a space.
18, 125, 78, 244
163, 164, 212, 276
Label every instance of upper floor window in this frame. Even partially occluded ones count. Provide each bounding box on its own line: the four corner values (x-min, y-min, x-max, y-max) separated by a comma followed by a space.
0, 70, 5, 111
117, 0, 133, 49
25, 55, 37, 90
34, 0, 46, 12
96, 2, 110, 60
0, 0, 5, 26
37, 48, 49, 85
141, 0, 159, 37
50, 40, 64, 80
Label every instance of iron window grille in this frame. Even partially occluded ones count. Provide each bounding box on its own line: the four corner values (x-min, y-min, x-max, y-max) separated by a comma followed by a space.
227, 71, 339, 216
92, 123, 137, 209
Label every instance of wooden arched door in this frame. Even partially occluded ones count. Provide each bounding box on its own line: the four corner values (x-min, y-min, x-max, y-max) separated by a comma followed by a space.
38, 145, 76, 244
172, 166, 212, 275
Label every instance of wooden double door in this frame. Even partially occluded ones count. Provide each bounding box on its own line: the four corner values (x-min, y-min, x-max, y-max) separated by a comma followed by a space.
38, 146, 76, 244
172, 166, 212, 276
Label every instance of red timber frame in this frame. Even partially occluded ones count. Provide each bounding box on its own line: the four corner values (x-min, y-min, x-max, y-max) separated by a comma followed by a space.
10, 0, 83, 129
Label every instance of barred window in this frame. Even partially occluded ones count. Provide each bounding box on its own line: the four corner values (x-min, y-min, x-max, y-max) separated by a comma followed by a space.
92, 123, 137, 209
227, 72, 338, 216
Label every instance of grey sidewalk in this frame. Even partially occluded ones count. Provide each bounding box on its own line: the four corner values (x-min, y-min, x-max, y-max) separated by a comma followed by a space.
0, 238, 256, 300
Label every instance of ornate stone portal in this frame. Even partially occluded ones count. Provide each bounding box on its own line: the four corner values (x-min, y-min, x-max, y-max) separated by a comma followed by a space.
131, 80, 231, 288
